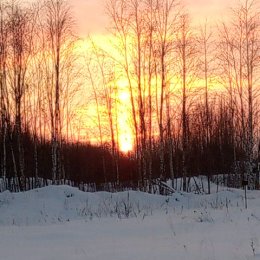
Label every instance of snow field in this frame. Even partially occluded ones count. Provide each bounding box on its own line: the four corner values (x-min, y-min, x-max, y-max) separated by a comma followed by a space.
1, 183, 260, 259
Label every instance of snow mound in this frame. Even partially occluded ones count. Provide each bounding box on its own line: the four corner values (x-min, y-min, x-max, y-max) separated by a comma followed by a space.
0, 185, 172, 225
1, 184, 260, 226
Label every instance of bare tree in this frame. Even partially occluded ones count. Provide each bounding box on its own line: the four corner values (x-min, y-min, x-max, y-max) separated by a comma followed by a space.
44, 0, 75, 182
7, 1, 38, 190
106, 0, 147, 184
152, 0, 178, 181
0, 1, 8, 183
218, 0, 260, 189
175, 13, 198, 191
197, 20, 215, 193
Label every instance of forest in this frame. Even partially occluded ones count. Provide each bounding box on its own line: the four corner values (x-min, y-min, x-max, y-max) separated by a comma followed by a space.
0, 0, 260, 193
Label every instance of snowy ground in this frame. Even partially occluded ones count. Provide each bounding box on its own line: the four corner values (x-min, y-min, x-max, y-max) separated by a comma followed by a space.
1, 181, 260, 260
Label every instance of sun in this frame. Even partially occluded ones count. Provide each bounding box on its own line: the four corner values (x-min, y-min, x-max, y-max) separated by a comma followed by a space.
119, 91, 130, 102
119, 133, 133, 153
116, 82, 133, 153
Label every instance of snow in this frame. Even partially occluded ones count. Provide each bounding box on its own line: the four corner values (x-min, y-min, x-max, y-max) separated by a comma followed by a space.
1, 181, 260, 259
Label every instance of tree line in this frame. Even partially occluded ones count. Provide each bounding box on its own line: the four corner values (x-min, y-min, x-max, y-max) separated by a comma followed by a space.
0, 0, 260, 193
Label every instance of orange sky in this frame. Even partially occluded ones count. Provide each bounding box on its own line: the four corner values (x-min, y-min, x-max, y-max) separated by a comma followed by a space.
67, 0, 249, 153
69, 0, 239, 151
72, 0, 237, 36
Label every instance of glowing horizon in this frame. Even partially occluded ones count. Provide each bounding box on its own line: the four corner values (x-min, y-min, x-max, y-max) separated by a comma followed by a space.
59, 0, 254, 152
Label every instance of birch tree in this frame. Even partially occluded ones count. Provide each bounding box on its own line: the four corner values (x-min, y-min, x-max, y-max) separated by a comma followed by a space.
44, 0, 75, 182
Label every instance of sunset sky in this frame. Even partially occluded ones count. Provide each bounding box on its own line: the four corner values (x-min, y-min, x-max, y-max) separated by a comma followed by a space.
62, 0, 255, 153
68, 0, 240, 151
73, 0, 237, 36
